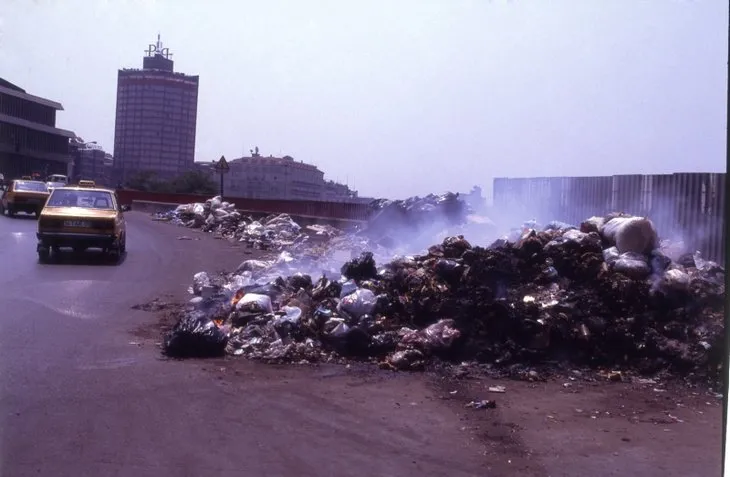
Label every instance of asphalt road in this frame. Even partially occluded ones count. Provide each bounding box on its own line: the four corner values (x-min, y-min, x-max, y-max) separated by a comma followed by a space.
0, 212, 489, 477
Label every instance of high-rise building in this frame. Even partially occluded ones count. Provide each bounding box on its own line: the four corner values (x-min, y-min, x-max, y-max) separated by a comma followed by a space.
112, 35, 199, 184
69, 136, 108, 185
0, 77, 75, 180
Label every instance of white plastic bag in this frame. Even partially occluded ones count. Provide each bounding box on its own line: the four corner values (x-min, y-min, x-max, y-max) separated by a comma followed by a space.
274, 306, 302, 325
225, 272, 255, 292
659, 268, 691, 292
340, 279, 358, 298
208, 196, 223, 210
600, 217, 657, 254
236, 259, 273, 273
338, 288, 376, 318
602, 246, 620, 265
192, 203, 206, 217
235, 293, 273, 313
191, 271, 211, 295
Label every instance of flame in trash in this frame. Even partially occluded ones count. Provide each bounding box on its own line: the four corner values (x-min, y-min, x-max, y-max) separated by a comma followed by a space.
231, 289, 246, 307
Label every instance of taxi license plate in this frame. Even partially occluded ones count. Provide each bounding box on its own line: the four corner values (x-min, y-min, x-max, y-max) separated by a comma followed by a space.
64, 220, 92, 228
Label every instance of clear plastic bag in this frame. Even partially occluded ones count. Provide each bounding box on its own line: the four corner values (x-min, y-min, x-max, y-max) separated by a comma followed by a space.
399, 319, 461, 352
338, 288, 376, 318
613, 252, 651, 278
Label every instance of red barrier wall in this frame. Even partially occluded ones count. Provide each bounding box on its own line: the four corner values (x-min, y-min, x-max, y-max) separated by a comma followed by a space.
116, 189, 372, 221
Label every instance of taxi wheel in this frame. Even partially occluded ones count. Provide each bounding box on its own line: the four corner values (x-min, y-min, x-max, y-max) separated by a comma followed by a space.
119, 234, 126, 254
38, 249, 50, 263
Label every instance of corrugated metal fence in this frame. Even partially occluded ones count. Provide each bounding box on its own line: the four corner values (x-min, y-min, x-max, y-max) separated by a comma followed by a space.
492, 173, 726, 263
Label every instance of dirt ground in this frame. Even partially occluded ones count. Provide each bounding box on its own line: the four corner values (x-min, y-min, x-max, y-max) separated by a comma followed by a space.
135, 219, 725, 477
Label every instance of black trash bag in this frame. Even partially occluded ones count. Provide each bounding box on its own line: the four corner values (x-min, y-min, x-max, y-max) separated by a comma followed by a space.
287, 273, 313, 291
312, 277, 343, 300
341, 252, 378, 281
433, 259, 463, 284
163, 312, 228, 358
324, 323, 373, 357
650, 250, 673, 276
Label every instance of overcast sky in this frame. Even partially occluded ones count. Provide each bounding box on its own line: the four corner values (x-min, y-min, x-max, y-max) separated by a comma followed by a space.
2, 0, 727, 199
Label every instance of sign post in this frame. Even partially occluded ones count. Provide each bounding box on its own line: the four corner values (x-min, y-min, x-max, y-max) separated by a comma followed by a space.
213, 155, 229, 197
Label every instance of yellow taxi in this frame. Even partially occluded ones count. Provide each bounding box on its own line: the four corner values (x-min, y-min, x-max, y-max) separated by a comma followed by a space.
0, 179, 50, 217
36, 183, 127, 262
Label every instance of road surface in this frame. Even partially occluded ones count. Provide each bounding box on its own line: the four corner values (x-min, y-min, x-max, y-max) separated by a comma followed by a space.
0, 211, 722, 477
0, 212, 489, 477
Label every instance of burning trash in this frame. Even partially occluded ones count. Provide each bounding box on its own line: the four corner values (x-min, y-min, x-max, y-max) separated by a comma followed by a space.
161, 213, 724, 382
360, 192, 480, 245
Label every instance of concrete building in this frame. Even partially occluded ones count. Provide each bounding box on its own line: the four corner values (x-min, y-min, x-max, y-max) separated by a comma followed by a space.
112, 35, 199, 185
103, 153, 114, 185
69, 136, 109, 185
219, 149, 364, 202
0, 78, 75, 180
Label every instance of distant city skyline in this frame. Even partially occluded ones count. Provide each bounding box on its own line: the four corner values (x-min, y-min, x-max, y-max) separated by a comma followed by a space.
3, 1, 727, 199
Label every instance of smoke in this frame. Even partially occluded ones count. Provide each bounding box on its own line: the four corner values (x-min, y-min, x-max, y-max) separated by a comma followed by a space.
487, 180, 724, 262
356, 192, 502, 257
643, 194, 689, 261
228, 183, 722, 287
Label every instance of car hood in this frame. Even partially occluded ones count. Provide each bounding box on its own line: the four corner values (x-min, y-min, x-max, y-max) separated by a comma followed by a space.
41, 207, 118, 219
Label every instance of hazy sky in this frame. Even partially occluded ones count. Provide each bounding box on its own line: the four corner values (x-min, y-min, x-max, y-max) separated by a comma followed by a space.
2, 1, 727, 199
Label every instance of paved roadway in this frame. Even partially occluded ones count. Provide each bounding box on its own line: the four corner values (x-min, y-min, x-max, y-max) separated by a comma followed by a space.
0, 212, 487, 477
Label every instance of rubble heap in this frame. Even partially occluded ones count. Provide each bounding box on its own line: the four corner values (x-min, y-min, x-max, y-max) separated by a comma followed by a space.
154, 196, 312, 249
162, 213, 725, 380
362, 192, 472, 246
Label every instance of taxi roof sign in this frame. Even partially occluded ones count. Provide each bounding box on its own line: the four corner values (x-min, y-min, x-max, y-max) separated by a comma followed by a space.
214, 155, 229, 173
78, 180, 96, 187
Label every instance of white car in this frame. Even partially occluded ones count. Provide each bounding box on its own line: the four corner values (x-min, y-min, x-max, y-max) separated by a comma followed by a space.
46, 181, 67, 192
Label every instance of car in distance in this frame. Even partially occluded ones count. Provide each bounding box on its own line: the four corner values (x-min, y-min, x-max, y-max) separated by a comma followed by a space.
46, 174, 69, 192
0, 179, 50, 217
36, 183, 127, 263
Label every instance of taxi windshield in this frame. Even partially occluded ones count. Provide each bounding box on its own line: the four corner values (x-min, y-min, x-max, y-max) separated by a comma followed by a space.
15, 181, 48, 193
47, 189, 115, 210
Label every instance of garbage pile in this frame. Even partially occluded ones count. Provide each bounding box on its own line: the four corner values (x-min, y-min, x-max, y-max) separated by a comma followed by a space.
362, 192, 473, 246
163, 213, 724, 380
155, 191, 491, 253
154, 196, 307, 249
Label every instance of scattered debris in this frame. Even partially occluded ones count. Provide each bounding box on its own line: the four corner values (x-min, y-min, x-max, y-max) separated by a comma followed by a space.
155, 196, 305, 250
132, 299, 172, 312
489, 385, 507, 393
466, 400, 497, 409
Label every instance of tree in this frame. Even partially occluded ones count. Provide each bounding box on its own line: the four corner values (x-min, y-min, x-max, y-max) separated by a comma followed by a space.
125, 170, 216, 195
125, 170, 158, 191
169, 170, 217, 195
